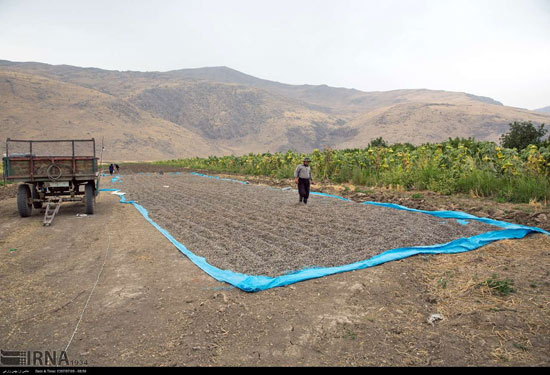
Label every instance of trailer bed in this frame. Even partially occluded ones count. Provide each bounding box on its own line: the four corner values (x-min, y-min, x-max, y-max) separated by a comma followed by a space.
2, 138, 100, 223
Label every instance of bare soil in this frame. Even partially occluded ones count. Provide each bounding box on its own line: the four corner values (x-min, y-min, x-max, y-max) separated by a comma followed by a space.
1, 168, 549, 367
0, 182, 17, 202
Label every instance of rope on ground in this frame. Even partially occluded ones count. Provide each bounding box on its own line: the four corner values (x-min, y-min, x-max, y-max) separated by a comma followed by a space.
63, 229, 111, 355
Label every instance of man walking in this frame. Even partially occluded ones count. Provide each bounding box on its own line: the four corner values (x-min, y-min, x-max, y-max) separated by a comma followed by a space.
294, 157, 314, 204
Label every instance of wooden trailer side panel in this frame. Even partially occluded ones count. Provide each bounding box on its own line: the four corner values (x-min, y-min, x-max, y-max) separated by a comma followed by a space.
4, 157, 97, 181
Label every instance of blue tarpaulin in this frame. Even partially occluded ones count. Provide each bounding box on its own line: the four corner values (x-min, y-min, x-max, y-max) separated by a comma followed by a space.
100, 173, 548, 292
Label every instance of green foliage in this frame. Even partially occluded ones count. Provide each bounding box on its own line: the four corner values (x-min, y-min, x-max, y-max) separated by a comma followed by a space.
368, 136, 388, 148
155, 137, 550, 204
500, 121, 547, 150
344, 329, 357, 340
478, 274, 516, 296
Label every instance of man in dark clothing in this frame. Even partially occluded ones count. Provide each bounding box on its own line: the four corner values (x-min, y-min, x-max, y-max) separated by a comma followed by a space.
109, 163, 114, 175
115, 164, 120, 173
294, 157, 314, 204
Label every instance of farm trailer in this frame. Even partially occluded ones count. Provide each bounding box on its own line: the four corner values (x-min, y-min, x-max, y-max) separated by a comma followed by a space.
2, 138, 100, 225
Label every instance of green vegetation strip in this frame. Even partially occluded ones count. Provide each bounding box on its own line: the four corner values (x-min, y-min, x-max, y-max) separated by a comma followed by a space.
153, 138, 550, 204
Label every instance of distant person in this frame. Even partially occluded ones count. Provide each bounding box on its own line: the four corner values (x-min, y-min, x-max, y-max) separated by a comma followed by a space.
294, 157, 314, 204
115, 164, 120, 173
109, 163, 114, 175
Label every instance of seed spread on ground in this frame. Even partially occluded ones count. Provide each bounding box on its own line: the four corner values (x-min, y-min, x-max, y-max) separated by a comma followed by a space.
117, 173, 502, 277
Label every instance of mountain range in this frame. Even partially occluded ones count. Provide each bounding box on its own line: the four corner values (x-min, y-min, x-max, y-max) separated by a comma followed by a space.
535, 106, 550, 114
1, 59, 549, 161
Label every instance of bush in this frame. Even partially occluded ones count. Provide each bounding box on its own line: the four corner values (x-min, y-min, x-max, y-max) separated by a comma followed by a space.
500, 121, 547, 150
369, 137, 388, 148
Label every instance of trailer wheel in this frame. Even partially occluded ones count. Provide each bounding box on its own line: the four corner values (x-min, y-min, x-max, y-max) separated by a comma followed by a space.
17, 184, 32, 217
85, 182, 95, 215
31, 184, 43, 209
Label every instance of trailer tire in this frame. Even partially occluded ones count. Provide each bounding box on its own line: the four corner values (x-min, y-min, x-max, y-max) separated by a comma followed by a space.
85, 182, 95, 215
17, 184, 32, 217
31, 185, 43, 209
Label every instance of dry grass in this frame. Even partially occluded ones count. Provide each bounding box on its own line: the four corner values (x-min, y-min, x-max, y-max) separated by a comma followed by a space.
417, 234, 550, 364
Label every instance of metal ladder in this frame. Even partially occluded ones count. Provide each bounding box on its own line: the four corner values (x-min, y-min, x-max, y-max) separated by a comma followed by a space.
43, 198, 62, 226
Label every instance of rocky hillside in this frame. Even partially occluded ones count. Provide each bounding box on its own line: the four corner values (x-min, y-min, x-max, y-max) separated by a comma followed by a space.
1, 60, 548, 160
534, 106, 550, 114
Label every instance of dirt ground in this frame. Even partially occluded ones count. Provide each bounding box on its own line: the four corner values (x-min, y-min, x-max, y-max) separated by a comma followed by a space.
1, 168, 549, 367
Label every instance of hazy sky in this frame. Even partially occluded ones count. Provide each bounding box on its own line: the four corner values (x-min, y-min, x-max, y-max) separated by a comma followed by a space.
1, 0, 549, 109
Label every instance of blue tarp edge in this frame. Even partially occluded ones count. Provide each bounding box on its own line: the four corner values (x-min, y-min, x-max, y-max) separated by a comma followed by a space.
99, 174, 548, 292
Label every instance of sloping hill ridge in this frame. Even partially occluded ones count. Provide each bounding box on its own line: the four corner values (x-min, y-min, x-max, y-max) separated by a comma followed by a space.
1, 60, 548, 161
